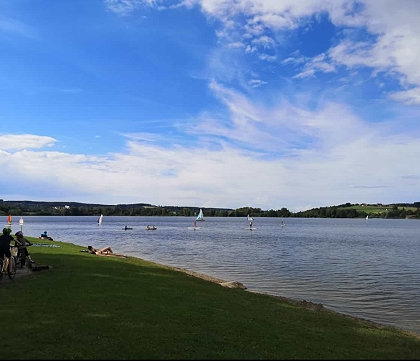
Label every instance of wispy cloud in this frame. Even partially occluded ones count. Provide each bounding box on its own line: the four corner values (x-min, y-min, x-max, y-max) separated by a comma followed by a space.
103, 0, 145, 16
1, 1, 419, 211
0, 17, 38, 39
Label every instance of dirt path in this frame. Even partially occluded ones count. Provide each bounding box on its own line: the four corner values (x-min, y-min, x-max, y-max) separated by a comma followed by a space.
0, 263, 51, 285
1, 266, 33, 284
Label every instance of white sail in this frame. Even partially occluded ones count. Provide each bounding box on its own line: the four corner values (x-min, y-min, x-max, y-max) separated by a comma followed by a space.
196, 209, 204, 221
98, 214, 103, 225
366, 215, 369, 221
247, 214, 254, 221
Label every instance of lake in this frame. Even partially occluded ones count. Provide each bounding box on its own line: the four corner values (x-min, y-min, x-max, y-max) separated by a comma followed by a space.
13, 215, 420, 336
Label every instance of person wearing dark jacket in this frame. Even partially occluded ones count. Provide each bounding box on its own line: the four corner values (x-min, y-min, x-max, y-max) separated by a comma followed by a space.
0, 228, 13, 273
14, 231, 35, 263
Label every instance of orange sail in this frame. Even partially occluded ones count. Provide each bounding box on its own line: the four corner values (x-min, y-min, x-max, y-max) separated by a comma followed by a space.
7, 214, 12, 225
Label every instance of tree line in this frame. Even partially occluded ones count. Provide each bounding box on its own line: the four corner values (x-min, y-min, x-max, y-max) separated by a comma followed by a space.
0, 200, 419, 219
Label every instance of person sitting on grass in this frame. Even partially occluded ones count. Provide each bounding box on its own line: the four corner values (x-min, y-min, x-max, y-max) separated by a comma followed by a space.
40, 231, 53, 241
87, 246, 127, 258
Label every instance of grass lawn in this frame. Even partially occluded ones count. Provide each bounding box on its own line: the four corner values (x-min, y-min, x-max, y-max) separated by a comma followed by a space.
1, 237, 420, 359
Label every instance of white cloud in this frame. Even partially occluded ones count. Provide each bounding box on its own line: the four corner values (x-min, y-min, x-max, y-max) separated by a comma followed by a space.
293, 53, 336, 78
0, 134, 56, 151
249, 79, 267, 88
258, 53, 277, 62
225, 41, 245, 49
251, 35, 275, 49
389, 88, 420, 105
5, 1, 419, 210
189, 0, 420, 104
294, 69, 315, 79
2, 104, 419, 211
103, 0, 146, 16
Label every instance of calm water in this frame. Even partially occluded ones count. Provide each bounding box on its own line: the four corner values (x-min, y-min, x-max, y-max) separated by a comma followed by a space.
13, 216, 420, 336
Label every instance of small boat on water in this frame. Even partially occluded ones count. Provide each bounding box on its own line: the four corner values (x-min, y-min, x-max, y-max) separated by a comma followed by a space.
146, 225, 157, 231
247, 214, 256, 229
196, 208, 205, 221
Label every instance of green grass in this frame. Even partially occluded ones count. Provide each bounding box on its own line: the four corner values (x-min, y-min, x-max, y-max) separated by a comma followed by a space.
1, 237, 420, 359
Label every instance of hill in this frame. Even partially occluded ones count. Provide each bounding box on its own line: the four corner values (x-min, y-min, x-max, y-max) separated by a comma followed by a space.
0, 199, 419, 219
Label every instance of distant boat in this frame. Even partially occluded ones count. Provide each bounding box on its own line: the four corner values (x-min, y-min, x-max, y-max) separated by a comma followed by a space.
247, 214, 256, 229
7, 214, 12, 225
146, 225, 157, 231
366, 215, 369, 221
98, 214, 103, 225
196, 209, 205, 221
281, 218, 285, 227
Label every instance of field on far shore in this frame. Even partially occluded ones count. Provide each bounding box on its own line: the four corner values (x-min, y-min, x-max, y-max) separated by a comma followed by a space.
344, 205, 417, 213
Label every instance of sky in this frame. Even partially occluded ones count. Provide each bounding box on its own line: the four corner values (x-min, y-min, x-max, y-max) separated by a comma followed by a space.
1, 0, 419, 212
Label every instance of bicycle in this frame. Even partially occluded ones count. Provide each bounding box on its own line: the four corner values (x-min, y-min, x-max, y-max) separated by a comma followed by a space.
16, 246, 30, 268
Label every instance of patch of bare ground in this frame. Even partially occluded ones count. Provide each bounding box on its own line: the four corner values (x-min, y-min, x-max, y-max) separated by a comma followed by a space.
0, 263, 51, 286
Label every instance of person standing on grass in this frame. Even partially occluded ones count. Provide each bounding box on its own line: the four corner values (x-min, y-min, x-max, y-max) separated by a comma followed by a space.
0, 228, 13, 273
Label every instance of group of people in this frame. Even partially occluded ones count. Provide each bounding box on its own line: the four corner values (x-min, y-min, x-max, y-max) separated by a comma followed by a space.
1, 227, 128, 273
1, 228, 130, 278
0, 227, 35, 272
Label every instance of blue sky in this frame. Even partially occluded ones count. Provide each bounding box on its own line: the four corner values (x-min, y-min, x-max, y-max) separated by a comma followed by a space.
1, 0, 419, 211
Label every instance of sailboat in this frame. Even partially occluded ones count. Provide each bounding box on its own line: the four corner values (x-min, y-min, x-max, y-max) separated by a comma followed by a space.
98, 214, 103, 225
366, 215, 369, 221
247, 214, 256, 230
196, 209, 205, 221
281, 218, 285, 227
7, 214, 12, 226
